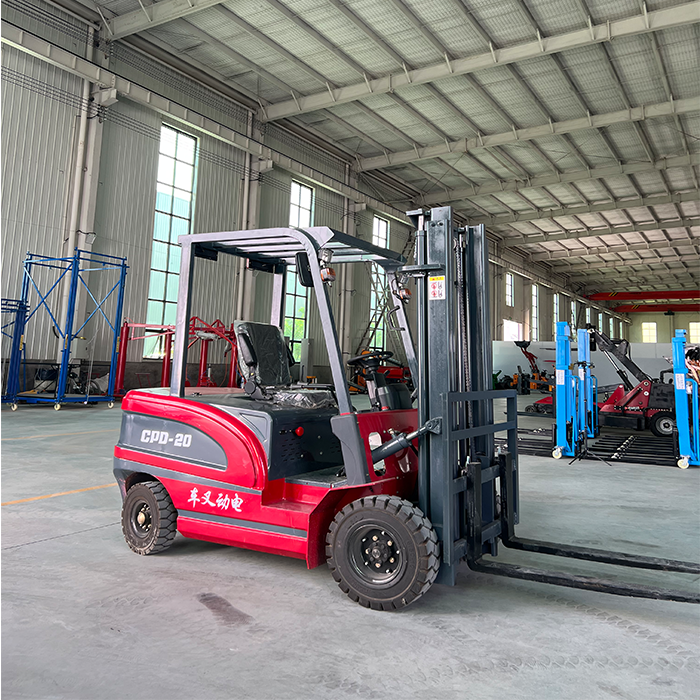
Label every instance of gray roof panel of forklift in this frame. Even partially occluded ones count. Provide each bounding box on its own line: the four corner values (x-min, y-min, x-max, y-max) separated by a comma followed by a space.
178, 226, 407, 269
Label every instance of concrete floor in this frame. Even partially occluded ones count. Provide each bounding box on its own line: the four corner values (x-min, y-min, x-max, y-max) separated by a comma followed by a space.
2, 396, 699, 700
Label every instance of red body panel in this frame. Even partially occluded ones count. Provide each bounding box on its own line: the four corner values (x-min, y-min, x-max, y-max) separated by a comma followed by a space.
598, 380, 665, 423
116, 391, 418, 568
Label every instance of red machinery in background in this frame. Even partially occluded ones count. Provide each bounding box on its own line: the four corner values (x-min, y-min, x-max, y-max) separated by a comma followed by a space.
115, 317, 238, 395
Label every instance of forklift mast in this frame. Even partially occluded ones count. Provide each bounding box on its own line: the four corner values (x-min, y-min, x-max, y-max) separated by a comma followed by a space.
405, 207, 698, 603
406, 207, 507, 585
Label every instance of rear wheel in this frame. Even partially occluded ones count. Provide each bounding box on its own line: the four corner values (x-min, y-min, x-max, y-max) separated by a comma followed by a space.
326, 495, 439, 610
121, 480, 177, 555
650, 412, 675, 438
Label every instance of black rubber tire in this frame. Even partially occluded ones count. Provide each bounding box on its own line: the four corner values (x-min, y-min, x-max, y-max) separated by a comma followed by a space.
650, 412, 675, 438
326, 495, 439, 610
121, 480, 177, 555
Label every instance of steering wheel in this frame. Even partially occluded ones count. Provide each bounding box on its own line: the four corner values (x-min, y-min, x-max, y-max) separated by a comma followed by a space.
347, 350, 394, 369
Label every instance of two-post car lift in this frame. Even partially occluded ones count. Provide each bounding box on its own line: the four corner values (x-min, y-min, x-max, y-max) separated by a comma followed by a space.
114, 208, 699, 608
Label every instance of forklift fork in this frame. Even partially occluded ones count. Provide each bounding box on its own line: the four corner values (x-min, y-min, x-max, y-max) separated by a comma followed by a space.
465, 453, 700, 604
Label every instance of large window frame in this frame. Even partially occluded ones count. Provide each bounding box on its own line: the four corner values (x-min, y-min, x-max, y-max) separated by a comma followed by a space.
505, 272, 514, 307
368, 216, 389, 351
553, 293, 560, 336
284, 181, 314, 361
689, 322, 700, 343
641, 322, 657, 343
531, 284, 539, 341
145, 124, 197, 358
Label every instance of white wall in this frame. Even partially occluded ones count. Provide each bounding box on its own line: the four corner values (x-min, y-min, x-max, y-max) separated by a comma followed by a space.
493, 339, 674, 388
627, 312, 699, 343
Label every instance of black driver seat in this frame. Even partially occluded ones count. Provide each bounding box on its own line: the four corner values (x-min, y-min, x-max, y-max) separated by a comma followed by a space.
234, 321, 336, 408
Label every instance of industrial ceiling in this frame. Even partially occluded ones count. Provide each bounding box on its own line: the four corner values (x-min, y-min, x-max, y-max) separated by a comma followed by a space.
86, 0, 699, 294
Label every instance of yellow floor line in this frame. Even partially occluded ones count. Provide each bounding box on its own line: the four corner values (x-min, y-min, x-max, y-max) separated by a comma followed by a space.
1, 428, 119, 441
2, 483, 116, 506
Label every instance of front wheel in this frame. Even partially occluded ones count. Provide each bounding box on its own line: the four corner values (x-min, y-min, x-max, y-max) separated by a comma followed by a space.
326, 495, 439, 610
650, 412, 675, 438
121, 481, 177, 555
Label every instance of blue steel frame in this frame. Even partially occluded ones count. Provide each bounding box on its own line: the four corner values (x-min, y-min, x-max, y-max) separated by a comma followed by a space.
3, 249, 128, 407
577, 328, 598, 439
554, 321, 577, 457
1, 299, 29, 401
672, 330, 699, 467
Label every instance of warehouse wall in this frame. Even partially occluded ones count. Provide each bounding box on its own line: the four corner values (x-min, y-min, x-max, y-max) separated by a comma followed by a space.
0, 45, 84, 360
626, 312, 698, 343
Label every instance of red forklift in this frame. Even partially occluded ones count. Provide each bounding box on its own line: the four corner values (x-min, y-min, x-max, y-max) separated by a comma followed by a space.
114, 210, 698, 608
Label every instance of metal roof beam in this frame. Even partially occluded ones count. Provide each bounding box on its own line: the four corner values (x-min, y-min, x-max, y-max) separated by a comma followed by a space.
504, 217, 700, 247
590, 290, 700, 301
356, 97, 698, 171
105, 0, 225, 40
420, 154, 700, 206
466, 190, 699, 226
568, 268, 695, 283
551, 252, 699, 273
648, 32, 693, 160
212, 5, 331, 89
262, 3, 698, 121
531, 238, 700, 261
179, 20, 295, 94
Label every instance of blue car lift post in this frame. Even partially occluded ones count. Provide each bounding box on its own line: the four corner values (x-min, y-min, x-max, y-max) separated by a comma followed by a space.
2, 249, 128, 410
576, 326, 598, 442
672, 329, 699, 469
552, 322, 599, 459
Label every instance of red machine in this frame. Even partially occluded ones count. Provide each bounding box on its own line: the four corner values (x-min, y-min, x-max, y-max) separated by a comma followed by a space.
115, 384, 418, 569
114, 317, 238, 395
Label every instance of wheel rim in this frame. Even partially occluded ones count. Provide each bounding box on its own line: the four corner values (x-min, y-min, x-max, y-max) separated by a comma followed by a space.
129, 499, 153, 539
657, 417, 674, 435
347, 522, 406, 588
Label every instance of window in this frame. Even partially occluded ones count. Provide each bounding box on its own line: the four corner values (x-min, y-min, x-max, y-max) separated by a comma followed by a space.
503, 319, 523, 341
145, 125, 197, 358
690, 322, 700, 343
570, 300, 577, 331
585, 307, 591, 325
598, 312, 603, 331
531, 284, 539, 341
553, 294, 559, 335
284, 181, 314, 361
368, 217, 389, 350
609, 317, 614, 338
505, 273, 514, 307
641, 322, 657, 343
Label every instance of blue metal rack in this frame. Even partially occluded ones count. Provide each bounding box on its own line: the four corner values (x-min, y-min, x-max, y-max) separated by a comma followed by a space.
553, 321, 577, 458
553, 322, 600, 459
577, 327, 598, 440
672, 329, 699, 469
2, 249, 128, 410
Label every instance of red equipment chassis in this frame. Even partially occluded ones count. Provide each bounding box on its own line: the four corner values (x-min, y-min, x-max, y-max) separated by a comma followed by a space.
115, 389, 418, 569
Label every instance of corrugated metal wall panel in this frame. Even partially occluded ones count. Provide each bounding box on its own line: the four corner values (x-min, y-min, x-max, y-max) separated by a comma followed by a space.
2, 0, 90, 57
1, 46, 83, 360
91, 100, 160, 363
263, 124, 348, 182
189, 134, 245, 365
109, 43, 250, 136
